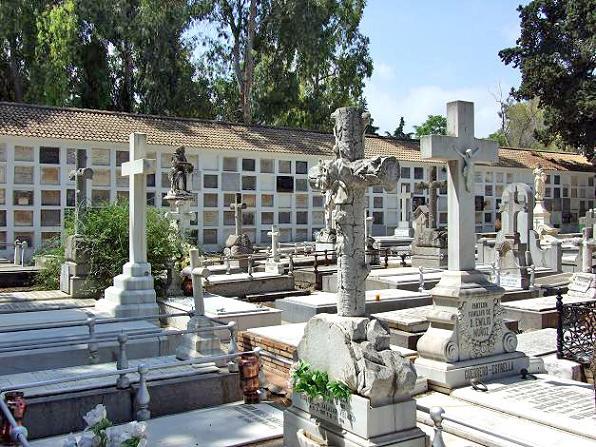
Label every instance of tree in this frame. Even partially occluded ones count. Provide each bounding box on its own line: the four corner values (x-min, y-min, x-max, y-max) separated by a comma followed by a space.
199, 0, 372, 128
413, 115, 447, 138
385, 116, 412, 139
499, 0, 595, 161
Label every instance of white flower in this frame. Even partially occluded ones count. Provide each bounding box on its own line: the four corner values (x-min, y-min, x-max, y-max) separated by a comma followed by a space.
78, 431, 100, 447
82, 404, 107, 428
62, 435, 78, 447
128, 421, 147, 439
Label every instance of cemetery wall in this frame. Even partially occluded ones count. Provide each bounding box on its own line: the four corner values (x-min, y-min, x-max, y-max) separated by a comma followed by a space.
0, 107, 593, 257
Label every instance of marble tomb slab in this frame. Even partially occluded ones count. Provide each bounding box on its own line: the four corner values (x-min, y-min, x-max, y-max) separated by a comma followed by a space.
31, 403, 283, 447
276, 289, 432, 323
515, 328, 557, 357
159, 293, 282, 334
503, 294, 595, 330
416, 388, 595, 447
205, 272, 294, 298
451, 375, 595, 440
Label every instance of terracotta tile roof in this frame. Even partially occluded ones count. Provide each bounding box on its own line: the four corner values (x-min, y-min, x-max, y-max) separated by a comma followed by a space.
0, 102, 593, 172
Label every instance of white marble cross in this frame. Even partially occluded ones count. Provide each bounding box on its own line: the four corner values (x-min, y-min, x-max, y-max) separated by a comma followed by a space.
398, 190, 413, 222
230, 193, 247, 236
189, 248, 209, 315
421, 101, 498, 271
69, 149, 93, 234
121, 133, 157, 265
268, 225, 280, 262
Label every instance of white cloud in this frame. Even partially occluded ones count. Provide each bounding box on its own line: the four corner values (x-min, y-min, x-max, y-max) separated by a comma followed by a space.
364, 81, 508, 138
373, 62, 396, 81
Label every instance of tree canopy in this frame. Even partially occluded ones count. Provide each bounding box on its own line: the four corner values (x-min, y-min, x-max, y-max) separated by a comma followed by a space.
499, 0, 595, 162
413, 115, 447, 138
0, 0, 372, 131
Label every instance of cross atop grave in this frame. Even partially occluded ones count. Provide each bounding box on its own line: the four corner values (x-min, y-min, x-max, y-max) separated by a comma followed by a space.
421, 101, 498, 271
309, 107, 399, 317
398, 189, 413, 222
68, 149, 94, 235
499, 184, 533, 241
189, 248, 209, 315
121, 133, 157, 265
230, 193, 247, 236
415, 166, 445, 229
268, 225, 280, 262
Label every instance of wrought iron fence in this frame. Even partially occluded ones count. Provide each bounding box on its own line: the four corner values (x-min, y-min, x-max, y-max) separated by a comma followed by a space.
556, 292, 596, 365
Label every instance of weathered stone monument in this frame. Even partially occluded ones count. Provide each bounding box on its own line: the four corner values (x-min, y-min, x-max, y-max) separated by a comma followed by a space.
315, 187, 338, 252
477, 181, 563, 276
285, 107, 426, 447
567, 213, 595, 299
265, 225, 284, 274
97, 133, 159, 318
494, 183, 534, 289
394, 188, 414, 238
533, 165, 559, 242
176, 248, 226, 365
60, 149, 94, 297
411, 166, 448, 268
163, 146, 195, 296
224, 193, 253, 270
415, 101, 529, 390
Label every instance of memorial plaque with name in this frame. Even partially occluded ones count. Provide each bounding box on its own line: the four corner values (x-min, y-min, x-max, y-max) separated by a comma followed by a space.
499, 275, 523, 289
457, 296, 503, 358
40, 167, 60, 185
14, 166, 33, 184
569, 273, 594, 293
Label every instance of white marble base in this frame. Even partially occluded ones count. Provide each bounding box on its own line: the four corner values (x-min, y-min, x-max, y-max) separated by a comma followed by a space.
284, 393, 427, 447
394, 222, 414, 238
176, 315, 227, 366
265, 259, 285, 274
96, 262, 159, 318
414, 351, 529, 390
315, 242, 336, 252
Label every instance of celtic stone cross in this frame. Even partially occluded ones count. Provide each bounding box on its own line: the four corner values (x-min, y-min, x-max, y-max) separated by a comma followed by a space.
309, 107, 399, 316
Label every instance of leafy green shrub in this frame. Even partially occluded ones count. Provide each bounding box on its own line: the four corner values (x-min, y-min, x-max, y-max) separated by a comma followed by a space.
36, 201, 185, 297
291, 360, 352, 401
33, 237, 65, 290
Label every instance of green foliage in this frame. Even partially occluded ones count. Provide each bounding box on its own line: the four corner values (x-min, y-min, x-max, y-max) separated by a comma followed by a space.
33, 237, 64, 290
488, 130, 508, 146
387, 117, 412, 139
499, 0, 595, 161
36, 202, 184, 297
413, 115, 447, 138
291, 360, 352, 401
0, 0, 372, 131
90, 418, 113, 446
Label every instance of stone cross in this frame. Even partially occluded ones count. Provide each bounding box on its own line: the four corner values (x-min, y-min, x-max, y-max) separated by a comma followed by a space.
189, 248, 209, 316
415, 166, 445, 229
268, 225, 280, 262
121, 133, 157, 265
420, 101, 498, 271
68, 149, 94, 235
398, 190, 413, 222
309, 107, 399, 317
499, 184, 533, 242
230, 193, 247, 236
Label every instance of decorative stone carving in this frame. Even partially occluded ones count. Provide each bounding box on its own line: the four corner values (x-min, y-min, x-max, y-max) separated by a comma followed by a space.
532, 164, 559, 241
414, 101, 529, 390
165, 146, 193, 199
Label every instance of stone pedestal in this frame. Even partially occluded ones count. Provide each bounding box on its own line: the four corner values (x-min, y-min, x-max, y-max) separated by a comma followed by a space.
284, 393, 426, 447
534, 200, 559, 242
176, 315, 226, 367
264, 258, 285, 274
415, 270, 529, 390
59, 235, 94, 298
97, 262, 159, 318
315, 241, 336, 253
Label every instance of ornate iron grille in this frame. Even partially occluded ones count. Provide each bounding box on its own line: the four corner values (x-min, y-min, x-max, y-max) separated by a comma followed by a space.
556, 294, 596, 365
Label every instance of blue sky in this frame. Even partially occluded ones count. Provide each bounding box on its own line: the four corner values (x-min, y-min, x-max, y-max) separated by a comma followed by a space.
361, 0, 529, 137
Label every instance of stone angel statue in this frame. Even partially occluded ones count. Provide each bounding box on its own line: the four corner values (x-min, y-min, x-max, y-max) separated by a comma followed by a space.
533, 165, 547, 202
168, 146, 194, 196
